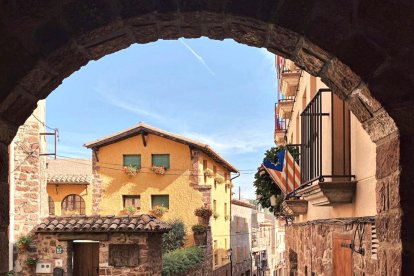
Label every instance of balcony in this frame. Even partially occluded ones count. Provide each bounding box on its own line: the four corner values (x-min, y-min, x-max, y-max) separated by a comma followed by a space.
286, 89, 357, 206
280, 71, 301, 97
274, 107, 286, 146
277, 99, 294, 120
281, 199, 308, 216
296, 179, 356, 206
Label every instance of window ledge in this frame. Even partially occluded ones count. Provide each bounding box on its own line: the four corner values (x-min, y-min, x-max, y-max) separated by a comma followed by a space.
296, 180, 357, 206
281, 199, 308, 216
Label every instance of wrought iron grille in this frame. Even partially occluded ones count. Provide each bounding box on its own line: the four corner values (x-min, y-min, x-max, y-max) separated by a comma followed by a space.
299, 88, 352, 186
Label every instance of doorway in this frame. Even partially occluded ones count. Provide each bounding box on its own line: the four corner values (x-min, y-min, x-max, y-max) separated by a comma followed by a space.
73, 242, 99, 276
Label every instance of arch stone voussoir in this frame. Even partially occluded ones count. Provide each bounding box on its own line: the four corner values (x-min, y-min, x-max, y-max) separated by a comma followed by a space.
0, 0, 413, 274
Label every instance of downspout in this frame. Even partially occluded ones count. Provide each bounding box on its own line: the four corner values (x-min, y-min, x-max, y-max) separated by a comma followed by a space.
229, 171, 240, 275
9, 138, 15, 270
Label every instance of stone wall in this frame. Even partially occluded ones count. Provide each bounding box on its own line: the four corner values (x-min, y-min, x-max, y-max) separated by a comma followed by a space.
233, 259, 252, 276
285, 218, 379, 275
12, 114, 47, 239
16, 232, 163, 276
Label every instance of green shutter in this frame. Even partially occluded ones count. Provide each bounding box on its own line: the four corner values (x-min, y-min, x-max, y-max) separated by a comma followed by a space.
151, 195, 169, 209
152, 154, 170, 169
123, 155, 141, 169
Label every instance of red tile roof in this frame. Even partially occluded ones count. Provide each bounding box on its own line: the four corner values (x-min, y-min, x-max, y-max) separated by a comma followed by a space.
46, 158, 92, 184
35, 215, 171, 233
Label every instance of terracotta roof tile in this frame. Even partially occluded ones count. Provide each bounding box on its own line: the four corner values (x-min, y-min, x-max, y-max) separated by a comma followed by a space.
35, 215, 171, 233
46, 158, 92, 184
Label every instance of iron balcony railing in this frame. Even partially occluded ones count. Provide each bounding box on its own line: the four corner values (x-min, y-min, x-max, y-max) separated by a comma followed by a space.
293, 88, 355, 193
274, 104, 286, 131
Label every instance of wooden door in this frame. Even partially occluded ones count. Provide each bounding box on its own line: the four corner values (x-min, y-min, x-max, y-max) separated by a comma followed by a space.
73, 243, 99, 276
332, 234, 352, 276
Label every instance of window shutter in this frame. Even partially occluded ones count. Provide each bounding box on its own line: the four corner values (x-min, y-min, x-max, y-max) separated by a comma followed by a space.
151, 195, 169, 209
123, 155, 141, 169
152, 154, 170, 169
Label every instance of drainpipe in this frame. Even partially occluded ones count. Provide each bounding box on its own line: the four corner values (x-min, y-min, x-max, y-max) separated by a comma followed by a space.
9, 138, 15, 270
229, 171, 240, 276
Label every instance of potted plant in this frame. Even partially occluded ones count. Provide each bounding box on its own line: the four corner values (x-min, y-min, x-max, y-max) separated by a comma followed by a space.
194, 206, 213, 225
122, 165, 139, 177
25, 257, 37, 266
16, 236, 31, 251
214, 175, 225, 184
151, 166, 166, 175
150, 205, 167, 218
192, 224, 209, 246
204, 168, 214, 178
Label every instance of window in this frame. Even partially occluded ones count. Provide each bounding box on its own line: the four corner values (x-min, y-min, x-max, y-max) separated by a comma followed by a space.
48, 196, 55, 215
123, 154, 141, 169
152, 154, 170, 169
203, 160, 208, 183
61, 194, 85, 215
151, 195, 169, 209
109, 244, 139, 267
123, 195, 141, 210
214, 252, 218, 266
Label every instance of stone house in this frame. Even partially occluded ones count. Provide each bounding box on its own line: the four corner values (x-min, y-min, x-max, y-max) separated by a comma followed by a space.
272, 57, 379, 275
83, 122, 238, 274
23, 214, 170, 275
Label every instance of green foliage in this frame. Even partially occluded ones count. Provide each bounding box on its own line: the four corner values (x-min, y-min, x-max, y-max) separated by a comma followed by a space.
194, 206, 213, 219
162, 219, 186, 253
26, 257, 37, 266
162, 247, 204, 276
16, 236, 31, 249
253, 146, 299, 213
191, 224, 209, 233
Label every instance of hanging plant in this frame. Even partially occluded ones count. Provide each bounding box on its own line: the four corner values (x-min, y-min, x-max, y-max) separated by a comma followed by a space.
194, 206, 213, 219
25, 257, 37, 266
214, 175, 225, 184
151, 166, 166, 175
122, 165, 139, 177
16, 236, 31, 250
150, 205, 167, 218
204, 168, 214, 178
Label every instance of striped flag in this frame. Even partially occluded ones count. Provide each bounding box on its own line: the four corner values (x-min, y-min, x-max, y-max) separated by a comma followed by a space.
262, 148, 301, 194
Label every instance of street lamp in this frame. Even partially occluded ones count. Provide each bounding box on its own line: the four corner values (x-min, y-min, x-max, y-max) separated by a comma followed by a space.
227, 248, 232, 276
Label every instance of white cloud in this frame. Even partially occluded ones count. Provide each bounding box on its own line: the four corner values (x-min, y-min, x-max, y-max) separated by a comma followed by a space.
180, 127, 272, 155
97, 90, 164, 121
179, 39, 216, 76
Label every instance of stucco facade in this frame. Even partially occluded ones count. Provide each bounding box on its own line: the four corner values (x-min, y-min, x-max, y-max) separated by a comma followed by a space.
275, 57, 379, 275
231, 199, 255, 276
85, 123, 237, 272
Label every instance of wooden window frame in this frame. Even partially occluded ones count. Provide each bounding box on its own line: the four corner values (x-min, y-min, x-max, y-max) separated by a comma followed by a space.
122, 195, 141, 210
151, 154, 170, 169
61, 194, 85, 215
151, 194, 169, 209
123, 154, 141, 169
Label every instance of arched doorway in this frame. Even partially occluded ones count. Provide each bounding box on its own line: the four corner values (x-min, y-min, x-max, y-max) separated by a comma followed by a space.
0, 1, 413, 274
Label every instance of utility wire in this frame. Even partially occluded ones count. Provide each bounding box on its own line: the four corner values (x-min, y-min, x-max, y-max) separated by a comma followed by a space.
54, 154, 257, 172
52, 155, 259, 177
31, 114, 56, 131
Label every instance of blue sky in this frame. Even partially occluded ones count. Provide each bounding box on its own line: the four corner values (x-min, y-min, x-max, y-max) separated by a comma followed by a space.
46, 37, 277, 199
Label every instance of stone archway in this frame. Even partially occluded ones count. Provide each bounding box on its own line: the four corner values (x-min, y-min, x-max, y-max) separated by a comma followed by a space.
0, 1, 413, 274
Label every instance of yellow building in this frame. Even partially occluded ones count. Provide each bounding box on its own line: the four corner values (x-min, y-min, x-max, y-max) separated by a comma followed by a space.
82, 122, 238, 272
